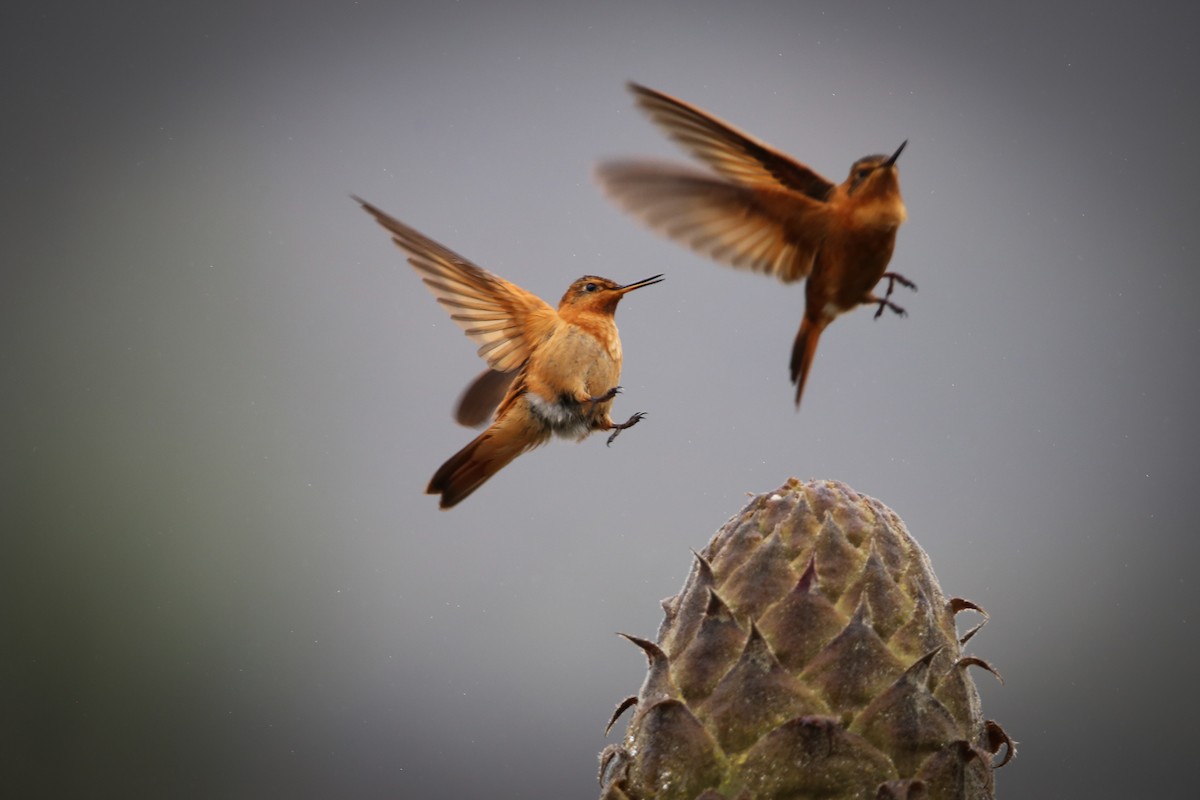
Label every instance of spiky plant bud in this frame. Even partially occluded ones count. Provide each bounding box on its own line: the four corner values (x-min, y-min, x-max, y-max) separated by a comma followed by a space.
598, 479, 1013, 800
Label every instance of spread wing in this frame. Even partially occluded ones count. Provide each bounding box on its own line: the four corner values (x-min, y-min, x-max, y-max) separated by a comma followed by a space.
355, 197, 557, 372
594, 161, 828, 283
627, 82, 836, 202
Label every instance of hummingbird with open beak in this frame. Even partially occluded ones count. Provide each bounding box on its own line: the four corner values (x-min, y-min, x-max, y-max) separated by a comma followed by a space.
354, 196, 662, 509
595, 82, 913, 407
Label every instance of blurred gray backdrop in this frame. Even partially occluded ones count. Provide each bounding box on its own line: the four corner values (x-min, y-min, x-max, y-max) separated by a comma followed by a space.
4, 1, 1197, 797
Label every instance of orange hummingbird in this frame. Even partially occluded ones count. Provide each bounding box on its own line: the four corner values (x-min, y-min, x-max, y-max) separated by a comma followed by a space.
595, 82, 914, 407
354, 196, 662, 509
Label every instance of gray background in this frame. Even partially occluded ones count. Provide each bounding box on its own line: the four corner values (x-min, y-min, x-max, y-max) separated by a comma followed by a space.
4, 1, 1197, 797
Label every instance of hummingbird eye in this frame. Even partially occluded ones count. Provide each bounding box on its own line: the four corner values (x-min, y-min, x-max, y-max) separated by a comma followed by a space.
857, 168, 872, 179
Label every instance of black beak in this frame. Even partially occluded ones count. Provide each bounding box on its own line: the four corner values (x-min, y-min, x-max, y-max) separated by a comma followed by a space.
617, 274, 665, 294
883, 140, 908, 168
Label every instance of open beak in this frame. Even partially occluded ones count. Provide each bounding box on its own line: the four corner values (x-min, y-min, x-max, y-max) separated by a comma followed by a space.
616, 274, 665, 294
883, 140, 908, 168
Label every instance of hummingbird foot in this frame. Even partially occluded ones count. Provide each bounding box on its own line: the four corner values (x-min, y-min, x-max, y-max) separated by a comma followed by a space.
606, 411, 646, 447
881, 272, 917, 294
587, 386, 622, 411
871, 272, 915, 318
873, 298, 908, 320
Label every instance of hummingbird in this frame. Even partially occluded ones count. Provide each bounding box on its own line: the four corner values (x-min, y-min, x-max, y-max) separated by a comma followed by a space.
354, 196, 662, 509
595, 82, 913, 407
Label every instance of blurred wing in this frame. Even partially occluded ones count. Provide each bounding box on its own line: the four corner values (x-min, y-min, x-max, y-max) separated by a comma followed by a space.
594, 161, 827, 283
628, 82, 836, 201
454, 368, 518, 428
355, 197, 556, 372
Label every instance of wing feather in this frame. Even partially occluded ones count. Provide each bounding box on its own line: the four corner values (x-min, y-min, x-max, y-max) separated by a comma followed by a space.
628, 82, 836, 201
453, 368, 519, 428
595, 162, 828, 283
355, 197, 556, 372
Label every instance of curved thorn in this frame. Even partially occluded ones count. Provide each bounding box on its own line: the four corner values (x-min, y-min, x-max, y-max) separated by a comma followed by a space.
956, 655, 1005, 686
949, 597, 989, 617
985, 719, 1017, 767
618, 632, 667, 663
604, 695, 638, 736
949, 597, 989, 644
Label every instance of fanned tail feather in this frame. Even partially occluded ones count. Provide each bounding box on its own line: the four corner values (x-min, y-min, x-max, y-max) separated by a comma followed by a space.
427, 406, 548, 509
789, 316, 825, 409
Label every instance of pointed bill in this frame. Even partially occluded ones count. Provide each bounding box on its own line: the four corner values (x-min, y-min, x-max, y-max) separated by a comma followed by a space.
616, 274, 665, 294
883, 140, 907, 168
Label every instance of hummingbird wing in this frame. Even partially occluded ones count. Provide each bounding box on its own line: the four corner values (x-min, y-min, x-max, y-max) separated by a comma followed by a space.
595, 160, 828, 283
355, 198, 557, 373
454, 368, 519, 428
627, 82, 836, 201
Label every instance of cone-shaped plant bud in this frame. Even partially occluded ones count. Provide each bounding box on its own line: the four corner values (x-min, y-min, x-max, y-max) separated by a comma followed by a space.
696, 623, 829, 753
672, 590, 746, 702
739, 715, 896, 798
811, 511, 863, 598
625, 700, 722, 800
757, 558, 844, 671
890, 589, 946, 665
934, 657, 1004, 738
620, 634, 676, 708
915, 740, 996, 799
718, 530, 798, 621
707, 510, 767, 580
598, 479, 1013, 800
839, 546, 910, 641
801, 599, 907, 720
657, 553, 715, 659
851, 649, 961, 776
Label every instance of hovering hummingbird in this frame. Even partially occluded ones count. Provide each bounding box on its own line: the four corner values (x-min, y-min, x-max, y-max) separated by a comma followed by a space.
354, 196, 662, 509
595, 82, 914, 407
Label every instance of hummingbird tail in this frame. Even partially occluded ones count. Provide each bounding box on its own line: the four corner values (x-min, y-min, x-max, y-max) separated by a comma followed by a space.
789, 316, 824, 408
427, 412, 547, 509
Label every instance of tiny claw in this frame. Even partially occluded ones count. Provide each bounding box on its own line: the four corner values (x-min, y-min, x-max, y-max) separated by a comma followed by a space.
606, 411, 646, 446
588, 386, 622, 411
873, 299, 908, 320
882, 271, 917, 293
874, 272, 916, 318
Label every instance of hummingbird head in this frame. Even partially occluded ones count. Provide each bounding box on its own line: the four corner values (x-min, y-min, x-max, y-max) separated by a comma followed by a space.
560, 274, 664, 314
844, 140, 907, 198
